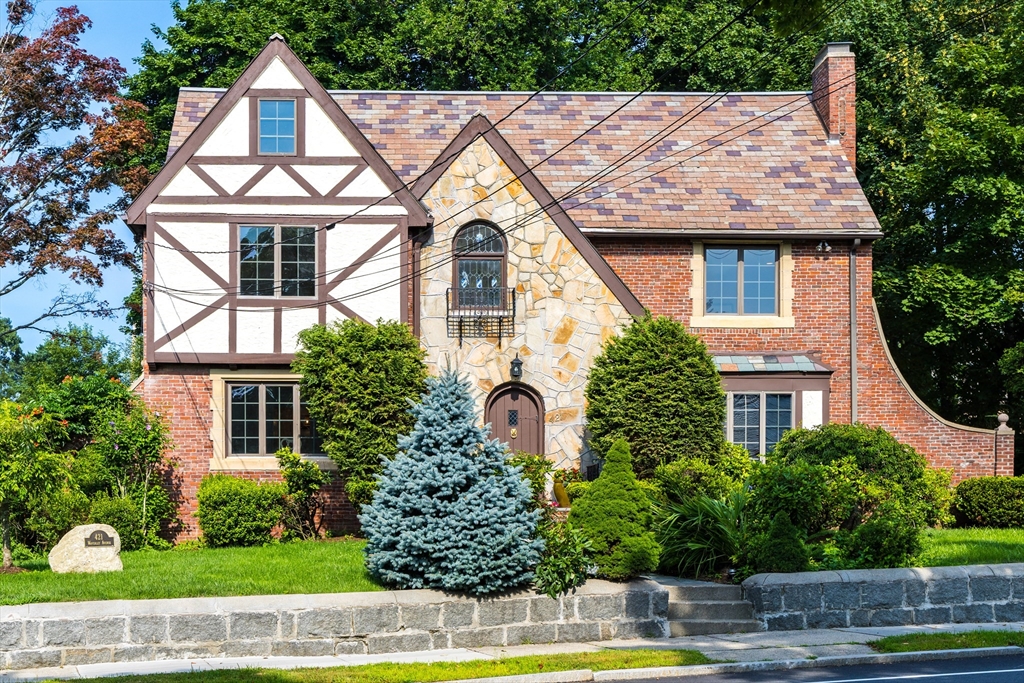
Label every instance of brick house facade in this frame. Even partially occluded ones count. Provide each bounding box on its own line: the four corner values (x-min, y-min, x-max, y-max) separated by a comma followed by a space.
126, 37, 1013, 540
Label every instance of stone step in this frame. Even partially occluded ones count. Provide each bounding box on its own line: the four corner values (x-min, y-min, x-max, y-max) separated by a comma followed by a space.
668, 618, 763, 637
662, 584, 743, 602
668, 600, 754, 621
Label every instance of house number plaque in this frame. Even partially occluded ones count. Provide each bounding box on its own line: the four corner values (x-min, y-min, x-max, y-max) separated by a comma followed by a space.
84, 530, 115, 547
510, 428, 518, 439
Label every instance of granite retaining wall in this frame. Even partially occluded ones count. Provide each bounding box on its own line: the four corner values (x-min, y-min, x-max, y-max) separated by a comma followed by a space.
0, 580, 668, 671
742, 564, 1024, 631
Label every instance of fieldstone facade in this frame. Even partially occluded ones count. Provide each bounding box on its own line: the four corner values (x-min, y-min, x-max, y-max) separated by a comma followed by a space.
418, 137, 633, 469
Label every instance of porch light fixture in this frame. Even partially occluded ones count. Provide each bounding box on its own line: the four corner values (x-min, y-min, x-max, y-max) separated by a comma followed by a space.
816, 241, 832, 253
510, 355, 523, 381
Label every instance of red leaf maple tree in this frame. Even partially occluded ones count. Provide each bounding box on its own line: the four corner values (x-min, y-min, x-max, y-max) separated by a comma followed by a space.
0, 0, 151, 336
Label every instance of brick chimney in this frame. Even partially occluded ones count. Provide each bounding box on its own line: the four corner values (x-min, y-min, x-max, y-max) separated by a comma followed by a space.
811, 42, 856, 167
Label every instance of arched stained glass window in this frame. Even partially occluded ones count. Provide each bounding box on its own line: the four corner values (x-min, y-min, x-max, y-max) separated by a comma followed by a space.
453, 222, 505, 309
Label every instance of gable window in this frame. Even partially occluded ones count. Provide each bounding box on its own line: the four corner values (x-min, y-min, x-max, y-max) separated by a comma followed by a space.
453, 222, 506, 309
705, 247, 778, 315
726, 391, 793, 456
228, 383, 323, 456
240, 225, 315, 297
258, 99, 296, 155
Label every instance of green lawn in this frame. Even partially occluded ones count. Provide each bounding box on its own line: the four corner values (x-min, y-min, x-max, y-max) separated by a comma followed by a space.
1, 540, 381, 606
60, 650, 711, 683
917, 528, 1024, 567
871, 630, 1024, 653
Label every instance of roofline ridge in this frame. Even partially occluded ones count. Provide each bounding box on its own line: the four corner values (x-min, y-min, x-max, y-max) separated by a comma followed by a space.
176, 86, 813, 97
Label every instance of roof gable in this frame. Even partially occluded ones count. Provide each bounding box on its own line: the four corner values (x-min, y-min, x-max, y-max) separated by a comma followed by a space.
125, 37, 427, 227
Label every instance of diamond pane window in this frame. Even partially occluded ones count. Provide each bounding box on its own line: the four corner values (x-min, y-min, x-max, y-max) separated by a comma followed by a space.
508, 409, 519, 427
704, 247, 778, 315
453, 222, 505, 310
455, 223, 504, 253
259, 100, 296, 154
240, 227, 275, 296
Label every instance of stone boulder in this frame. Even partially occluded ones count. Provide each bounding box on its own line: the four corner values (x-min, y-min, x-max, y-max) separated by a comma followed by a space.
48, 524, 123, 573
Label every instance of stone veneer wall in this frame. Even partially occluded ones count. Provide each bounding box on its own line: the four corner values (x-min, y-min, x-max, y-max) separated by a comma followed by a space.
0, 581, 668, 671
418, 137, 633, 469
742, 564, 1024, 631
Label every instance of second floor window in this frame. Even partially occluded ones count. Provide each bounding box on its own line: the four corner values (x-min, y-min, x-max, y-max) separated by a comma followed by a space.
240, 225, 315, 297
259, 99, 295, 154
453, 222, 506, 309
705, 247, 778, 315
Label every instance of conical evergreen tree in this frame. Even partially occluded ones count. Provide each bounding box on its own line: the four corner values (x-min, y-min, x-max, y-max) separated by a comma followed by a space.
360, 368, 543, 594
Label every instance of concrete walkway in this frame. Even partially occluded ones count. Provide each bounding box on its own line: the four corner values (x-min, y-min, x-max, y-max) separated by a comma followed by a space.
3, 622, 1022, 682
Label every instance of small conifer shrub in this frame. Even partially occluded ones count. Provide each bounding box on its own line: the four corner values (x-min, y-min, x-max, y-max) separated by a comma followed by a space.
360, 369, 543, 595
746, 511, 810, 574
568, 439, 660, 580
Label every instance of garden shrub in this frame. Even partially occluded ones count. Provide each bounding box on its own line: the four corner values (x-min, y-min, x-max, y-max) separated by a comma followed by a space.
25, 487, 90, 551
953, 476, 1024, 528
656, 492, 744, 577
293, 319, 427, 487
89, 494, 144, 551
922, 468, 954, 527
534, 521, 591, 598
277, 448, 333, 540
841, 499, 922, 568
744, 512, 810, 574
585, 315, 725, 477
568, 439, 660, 580
508, 451, 553, 510
196, 475, 286, 547
361, 369, 542, 595
655, 457, 738, 503
565, 481, 591, 502
345, 479, 377, 512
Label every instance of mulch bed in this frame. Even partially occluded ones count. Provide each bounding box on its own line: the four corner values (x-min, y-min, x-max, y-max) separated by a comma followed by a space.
0, 566, 28, 574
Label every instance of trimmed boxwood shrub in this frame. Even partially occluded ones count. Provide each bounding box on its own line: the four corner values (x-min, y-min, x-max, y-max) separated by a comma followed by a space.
585, 315, 725, 478
568, 439, 660, 580
196, 475, 286, 547
953, 476, 1024, 528
89, 494, 144, 551
745, 512, 810, 574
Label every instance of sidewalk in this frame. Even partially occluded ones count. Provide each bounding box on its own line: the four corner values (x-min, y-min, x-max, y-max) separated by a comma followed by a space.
3, 621, 1023, 682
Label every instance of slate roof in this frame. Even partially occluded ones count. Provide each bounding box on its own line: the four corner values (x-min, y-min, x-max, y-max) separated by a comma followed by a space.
168, 88, 882, 236
713, 354, 833, 373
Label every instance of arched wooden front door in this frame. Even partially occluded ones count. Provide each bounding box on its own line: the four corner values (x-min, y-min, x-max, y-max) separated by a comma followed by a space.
486, 384, 544, 455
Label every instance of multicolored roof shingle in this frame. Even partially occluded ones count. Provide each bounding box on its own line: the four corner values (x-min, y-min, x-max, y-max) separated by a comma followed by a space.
713, 354, 832, 373
168, 88, 881, 236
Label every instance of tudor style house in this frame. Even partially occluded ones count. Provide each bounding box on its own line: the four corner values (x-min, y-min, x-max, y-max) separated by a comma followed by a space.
126, 36, 1014, 538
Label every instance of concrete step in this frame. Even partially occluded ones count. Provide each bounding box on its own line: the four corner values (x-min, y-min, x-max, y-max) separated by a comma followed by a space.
668, 618, 763, 637
668, 600, 754, 621
662, 583, 743, 602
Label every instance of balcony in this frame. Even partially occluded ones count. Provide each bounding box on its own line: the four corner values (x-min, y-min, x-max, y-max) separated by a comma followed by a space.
446, 287, 516, 343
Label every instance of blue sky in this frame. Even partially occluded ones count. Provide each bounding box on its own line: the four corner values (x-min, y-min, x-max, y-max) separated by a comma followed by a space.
1, 0, 176, 350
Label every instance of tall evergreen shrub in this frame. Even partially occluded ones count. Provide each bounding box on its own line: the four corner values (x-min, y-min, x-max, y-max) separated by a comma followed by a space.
585, 315, 725, 477
568, 439, 660, 580
360, 369, 543, 595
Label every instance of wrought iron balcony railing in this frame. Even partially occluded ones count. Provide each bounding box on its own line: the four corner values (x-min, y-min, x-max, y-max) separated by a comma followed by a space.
446, 287, 516, 343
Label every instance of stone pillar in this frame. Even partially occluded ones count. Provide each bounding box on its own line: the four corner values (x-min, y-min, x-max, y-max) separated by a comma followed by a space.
811, 42, 856, 167
995, 413, 1015, 476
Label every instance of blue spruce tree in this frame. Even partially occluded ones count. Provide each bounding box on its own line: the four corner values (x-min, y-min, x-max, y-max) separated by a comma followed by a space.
360, 368, 544, 594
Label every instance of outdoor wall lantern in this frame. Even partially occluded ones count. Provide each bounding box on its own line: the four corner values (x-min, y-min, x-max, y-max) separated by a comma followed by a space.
510, 355, 524, 381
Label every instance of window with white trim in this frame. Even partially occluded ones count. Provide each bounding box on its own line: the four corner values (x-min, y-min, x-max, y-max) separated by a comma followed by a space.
725, 391, 793, 456
228, 383, 323, 456
239, 225, 316, 297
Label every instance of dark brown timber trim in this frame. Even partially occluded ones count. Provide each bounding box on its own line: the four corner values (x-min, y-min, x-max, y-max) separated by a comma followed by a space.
152, 223, 230, 289
187, 164, 230, 197
151, 294, 230, 351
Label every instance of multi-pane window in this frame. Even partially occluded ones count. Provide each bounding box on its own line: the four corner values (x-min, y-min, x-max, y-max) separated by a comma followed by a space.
240, 225, 315, 297
258, 100, 296, 154
454, 223, 505, 309
228, 383, 323, 456
727, 392, 793, 456
705, 247, 778, 315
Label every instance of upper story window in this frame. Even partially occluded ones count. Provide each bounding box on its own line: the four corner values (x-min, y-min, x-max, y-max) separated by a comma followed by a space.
258, 99, 296, 155
240, 225, 315, 297
453, 222, 506, 309
705, 247, 778, 315
228, 382, 323, 457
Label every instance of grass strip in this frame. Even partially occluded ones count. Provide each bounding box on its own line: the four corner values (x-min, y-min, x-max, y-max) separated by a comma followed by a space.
60, 649, 712, 683
871, 630, 1024, 653
917, 528, 1024, 567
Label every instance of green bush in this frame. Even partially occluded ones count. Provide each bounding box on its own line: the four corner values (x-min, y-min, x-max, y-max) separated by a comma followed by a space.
744, 512, 810, 574
25, 487, 90, 551
568, 439, 660, 580
89, 495, 144, 551
292, 319, 427, 485
508, 451, 553, 510
656, 457, 739, 503
196, 475, 286, 547
656, 492, 744, 577
953, 477, 1024, 528
922, 468, 955, 528
534, 521, 592, 598
842, 499, 923, 568
565, 481, 591, 502
277, 448, 333, 540
585, 315, 725, 478
345, 479, 378, 512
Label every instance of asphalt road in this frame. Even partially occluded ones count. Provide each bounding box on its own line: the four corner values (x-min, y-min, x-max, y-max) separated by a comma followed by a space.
635, 654, 1024, 682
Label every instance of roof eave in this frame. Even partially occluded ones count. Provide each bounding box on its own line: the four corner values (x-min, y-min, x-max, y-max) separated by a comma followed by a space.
580, 228, 883, 240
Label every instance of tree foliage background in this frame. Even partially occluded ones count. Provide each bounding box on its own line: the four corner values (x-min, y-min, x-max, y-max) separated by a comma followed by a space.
127, 0, 1024, 470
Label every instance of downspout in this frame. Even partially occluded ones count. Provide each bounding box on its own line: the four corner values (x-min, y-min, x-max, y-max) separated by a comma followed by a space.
850, 238, 861, 423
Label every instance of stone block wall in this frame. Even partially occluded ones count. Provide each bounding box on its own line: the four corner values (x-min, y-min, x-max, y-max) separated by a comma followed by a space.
742, 564, 1024, 631
0, 580, 668, 671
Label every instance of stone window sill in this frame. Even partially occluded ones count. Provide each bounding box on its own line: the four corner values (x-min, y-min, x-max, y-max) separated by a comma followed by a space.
209, 455, 336, 472
690, 315, 795, 329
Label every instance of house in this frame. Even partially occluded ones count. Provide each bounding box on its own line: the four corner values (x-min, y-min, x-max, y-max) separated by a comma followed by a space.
125, 36, 1014, 539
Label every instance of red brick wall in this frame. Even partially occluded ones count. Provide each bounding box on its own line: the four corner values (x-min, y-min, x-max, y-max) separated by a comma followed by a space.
812, 46, 857, 167
595, 236, 1014, 481
137, 365, 359, 542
